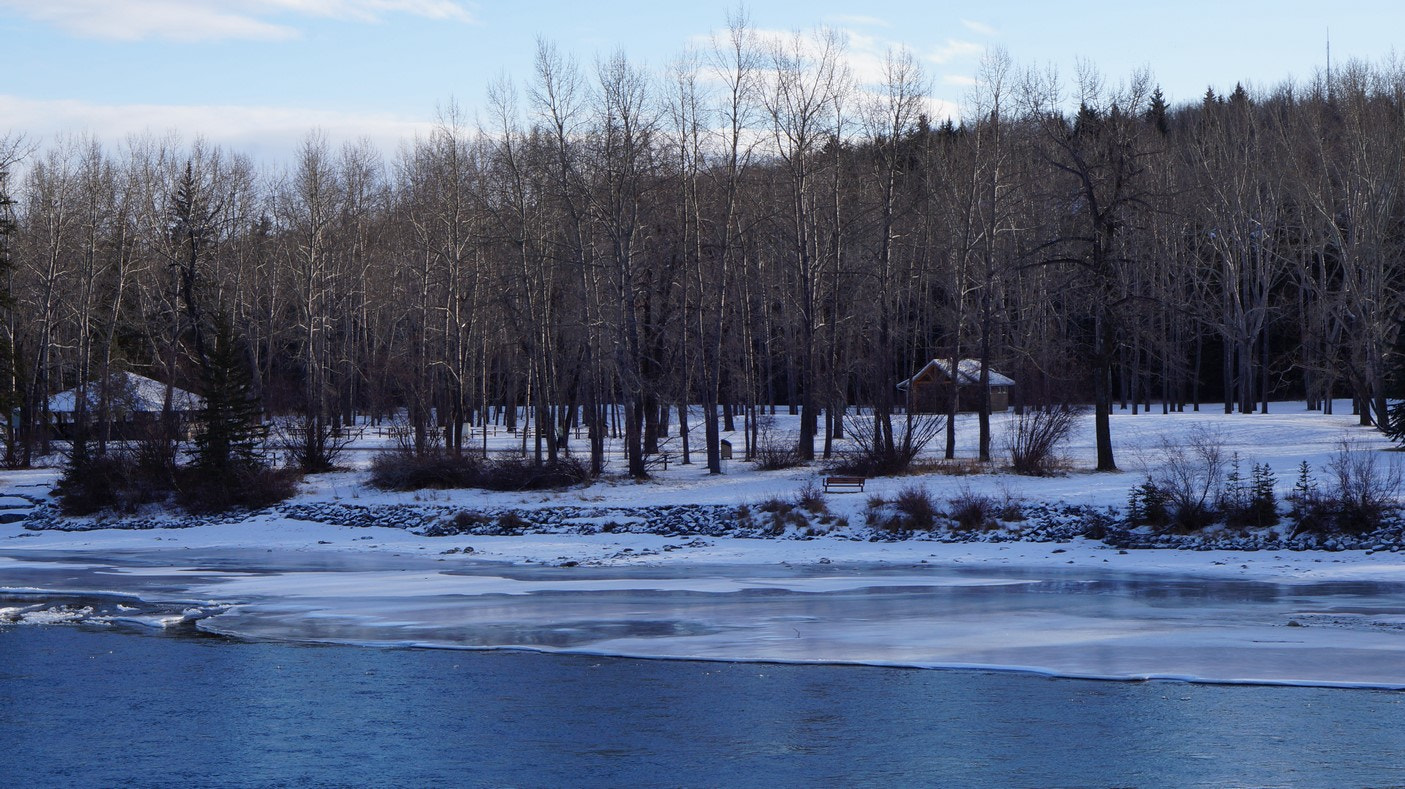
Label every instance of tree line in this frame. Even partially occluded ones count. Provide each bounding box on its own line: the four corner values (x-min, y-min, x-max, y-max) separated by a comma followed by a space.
2, 20, 1404, 478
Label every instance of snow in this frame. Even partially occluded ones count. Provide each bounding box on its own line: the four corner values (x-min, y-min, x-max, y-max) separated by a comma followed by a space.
5, 399, 1405, 687
899, 358, 1017, 388
48, 371, 202, 414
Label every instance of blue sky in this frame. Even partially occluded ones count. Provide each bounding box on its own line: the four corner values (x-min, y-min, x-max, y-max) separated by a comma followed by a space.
3, 1, 1402, 163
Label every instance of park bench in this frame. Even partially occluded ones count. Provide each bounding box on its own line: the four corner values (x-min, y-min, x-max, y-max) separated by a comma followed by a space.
823, 475, 866, 493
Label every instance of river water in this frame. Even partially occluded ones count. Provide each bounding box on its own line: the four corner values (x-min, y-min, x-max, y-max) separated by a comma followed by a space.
5, 549, 1405, 786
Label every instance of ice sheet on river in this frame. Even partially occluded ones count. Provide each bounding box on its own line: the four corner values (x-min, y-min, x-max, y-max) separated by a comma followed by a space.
7, 549, 1405, 689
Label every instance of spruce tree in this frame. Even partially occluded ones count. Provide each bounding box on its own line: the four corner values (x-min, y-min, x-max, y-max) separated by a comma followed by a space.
1145, 86, 1169, 135
193, 316, 265, 475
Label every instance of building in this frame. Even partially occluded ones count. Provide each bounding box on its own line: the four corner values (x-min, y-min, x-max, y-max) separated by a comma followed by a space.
48, 371, 203, 439
898, 358, 1015, 413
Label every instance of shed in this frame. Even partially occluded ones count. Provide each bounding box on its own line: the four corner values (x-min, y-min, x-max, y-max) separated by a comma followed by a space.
898, 359, 1015, 413
48, 372, 203, 439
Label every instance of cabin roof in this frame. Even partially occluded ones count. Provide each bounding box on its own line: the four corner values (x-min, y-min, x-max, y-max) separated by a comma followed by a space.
897, 358, 1015, 389
49, 371, 202, 414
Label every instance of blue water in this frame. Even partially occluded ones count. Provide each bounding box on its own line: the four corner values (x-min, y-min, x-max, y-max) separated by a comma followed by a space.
4, 624, 1405, 788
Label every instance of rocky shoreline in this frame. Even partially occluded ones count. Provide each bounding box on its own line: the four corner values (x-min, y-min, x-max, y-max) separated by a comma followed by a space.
19, 498, 1405, 554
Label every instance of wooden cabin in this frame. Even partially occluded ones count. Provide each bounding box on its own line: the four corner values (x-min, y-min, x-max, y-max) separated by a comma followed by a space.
898, 359, 1015, 413
48, 371, 203, 440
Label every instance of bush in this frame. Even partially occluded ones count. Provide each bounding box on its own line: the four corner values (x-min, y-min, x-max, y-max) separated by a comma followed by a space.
480, 454, 590, 491
1287, 445, 1402, 536
1322, 440, 1401, 535
1006, 403, 1084, 475
893, 485, 938, 531
795, 480, 828, 515
369, 450, 589, 492
450, 510, 492, 530
271, 417, 356, 473
1126, 475, 1171, 529
947, 488, 998, 531
55, 453, 168, 515
1287, 461, 1329, 535
1126, 426, 1226, 532
369, 451, 481, 490
754, 496, 808, 534
56, 449, 297, 516
754, 438, 802, 470
1219, 456, 1279, 530
833, 411, 945, 476
747, 415, 803, 470
175, 466, 301, 514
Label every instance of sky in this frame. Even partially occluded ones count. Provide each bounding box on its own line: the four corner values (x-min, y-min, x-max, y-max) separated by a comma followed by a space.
2, 0, 1403, 165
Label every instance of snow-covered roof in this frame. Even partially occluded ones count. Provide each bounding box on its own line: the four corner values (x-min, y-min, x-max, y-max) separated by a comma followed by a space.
897, 359, 1016, 390
49, 371, 203, 414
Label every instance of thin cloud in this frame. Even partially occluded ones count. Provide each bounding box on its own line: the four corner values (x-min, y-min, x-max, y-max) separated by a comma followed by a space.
742, 26, 983, 86
0, 0, 476, 42
825, 14, 891, 28
924, 39, 984, 65
0, 94, 435, 163
961, 19, 998, 36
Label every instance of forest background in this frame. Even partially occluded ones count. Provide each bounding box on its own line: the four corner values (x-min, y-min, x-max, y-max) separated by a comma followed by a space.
1, 19, 1402, 487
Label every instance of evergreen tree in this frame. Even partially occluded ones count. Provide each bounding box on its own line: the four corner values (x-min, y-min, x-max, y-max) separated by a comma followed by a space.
1144, 86, 1169, 135
1228, 82, 1251, 107
1382, 334, 1405, 442
192, 316, 265, 475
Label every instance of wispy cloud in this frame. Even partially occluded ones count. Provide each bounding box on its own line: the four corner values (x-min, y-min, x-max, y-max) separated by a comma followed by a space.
824, 14, 891, 28
0, 0, 476, 42
961, 19, 998, 36
0, 94, 434, 163
924, 38, 984, 65
738, 26, 984, 86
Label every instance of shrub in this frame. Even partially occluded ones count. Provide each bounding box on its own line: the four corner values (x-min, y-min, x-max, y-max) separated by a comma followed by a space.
947, 488, 998, 531
747, 416, 803, 470
450, 510, 492, 530
1219, 457, 1279, 529
495, 511, 527, 532
480, 454, 590, 491
754, 439, 802, 470
734, 504, 752, 526
369, 451, 481, 490
1126, 475, 1171, 529
1006, 403, 1084, 475
863, 494, 887, 528
1322, 440, 1401, 535
892, 485, 938, 531
833, 410, 945, 476
795, 480, 829, 515
754, 496, 807, 534
1287, 461, 1329, 535
55, 453, 164, 515
270, 417, 356, 473
368, 451, 589, 492
175, 466, 301, 514
1127, 426, 1226, 532
994, 486, 1026, 522
56, 448, 298, 516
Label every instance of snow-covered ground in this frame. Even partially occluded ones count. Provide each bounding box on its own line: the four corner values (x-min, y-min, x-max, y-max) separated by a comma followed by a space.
5, 400, 1405, 687
4, 398, 1399, 576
